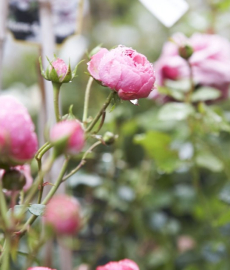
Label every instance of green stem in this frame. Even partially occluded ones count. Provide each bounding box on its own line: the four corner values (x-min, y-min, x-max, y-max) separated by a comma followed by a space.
53, 82, 62, 122
82, 77, 93, 127
62, 141, 101, 181
185, 61, 195, 103
18, 158, 69, 237
0, 181, 9, 228
42, 158, 69, 205
1, 236, 10, 270
86, 91, 116, 133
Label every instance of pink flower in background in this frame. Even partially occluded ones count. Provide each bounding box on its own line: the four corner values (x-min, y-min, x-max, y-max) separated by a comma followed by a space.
43, 195, 81, 235
96, 259, 139, 270
152, 33, 230, 102
88, 45, 155, 100
0, 96, 38, 168
50, 120, 85, 155
51, 58, 68, 81
27, 267, 56, 270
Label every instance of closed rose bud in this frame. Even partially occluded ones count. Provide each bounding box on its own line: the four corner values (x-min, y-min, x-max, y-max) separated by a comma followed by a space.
39, 56, 80, 84
27, 267, 56, 270
103, 132, 117, 145
1, 165, 33, 196
0, 96, 38, 168
50, 120, 85, 156
43, 195, 81, 235
87, 45, 155, 100
2, 169, 26, 191
96, 259, 139, 270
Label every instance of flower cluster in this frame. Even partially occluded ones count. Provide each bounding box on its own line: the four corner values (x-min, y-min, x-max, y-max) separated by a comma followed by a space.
151, 33, 230, 102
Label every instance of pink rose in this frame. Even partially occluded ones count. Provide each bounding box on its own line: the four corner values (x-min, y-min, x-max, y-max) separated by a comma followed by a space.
87, 45, 155, 100
96, 259, 139, 270
152, 33, 230, 102
43, 195, 81, 235
51, 58, 68, 82
50, 120, 85, 155
0, 96, 38, 168
27, 267, 56, 270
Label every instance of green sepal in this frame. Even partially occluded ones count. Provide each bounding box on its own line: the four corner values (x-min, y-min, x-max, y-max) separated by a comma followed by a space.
39, 56, 48, 79
46, 56, 60, 83
72, 59, 85, 78
62, 60, 72, 83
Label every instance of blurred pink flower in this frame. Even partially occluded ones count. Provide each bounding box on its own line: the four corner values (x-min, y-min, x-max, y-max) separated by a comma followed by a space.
0, 96, 38, 168
87, 45, 155, 100
177, 235, 196, 253
27, 267, 56, 270
43, 195, 81, 235
50, 120, 85, 155
96, 259, 139, 270
152, 33, 230, 102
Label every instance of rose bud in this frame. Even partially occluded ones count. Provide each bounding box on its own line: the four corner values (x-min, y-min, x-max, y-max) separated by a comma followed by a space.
102, 132, 118, 145
178, 44, 193, 60
2, 169, 26, 191
96, 259, 139, 270
39, 56, 80, 84
27, 267, 56, 270
43, 195, 81, 235
50, 120, 85, 156
1, 165, 33, 196
0, 96, 38, 169
87, 45, 155, 100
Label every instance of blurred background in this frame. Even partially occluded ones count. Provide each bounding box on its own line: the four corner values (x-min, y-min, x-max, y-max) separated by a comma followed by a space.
2, 0, 230, 269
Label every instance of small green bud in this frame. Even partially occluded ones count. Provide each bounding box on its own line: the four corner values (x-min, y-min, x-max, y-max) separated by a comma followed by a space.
178, 44, 193, 60
2, 169, 26, 191
103, 132, 118, 145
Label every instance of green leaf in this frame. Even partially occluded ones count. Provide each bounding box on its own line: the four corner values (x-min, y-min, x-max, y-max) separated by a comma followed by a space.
28, 204, 45, 216
219, 184, 230, 205
165, 79, 190, 92
198, 103, 230, 133
191, 87, 221, 102
134, 131, 180, 173
214, 210, 230, 227
7, 205, 27, 218
158, 102, 195, 121
195, 151, 224, 172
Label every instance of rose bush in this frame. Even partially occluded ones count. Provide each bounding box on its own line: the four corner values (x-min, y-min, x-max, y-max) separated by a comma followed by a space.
87, 45, 155, 100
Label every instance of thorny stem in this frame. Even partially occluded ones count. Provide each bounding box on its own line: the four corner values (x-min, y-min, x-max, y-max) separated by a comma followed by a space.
62, 141, 102, 181
53, 82, 62, 122
82, 77, 94, 127
86, 91, 116, 133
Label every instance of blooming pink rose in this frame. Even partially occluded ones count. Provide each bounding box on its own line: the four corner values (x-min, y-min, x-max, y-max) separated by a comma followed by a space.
43, 195, 81, 235
96, 259, 139, 270
0, 96, 38, 168
152, 33, 230, 102
50, 120, 85, 155
87, 45, 155, 100
51, 58, 68, 82
27, 267, 56, 270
